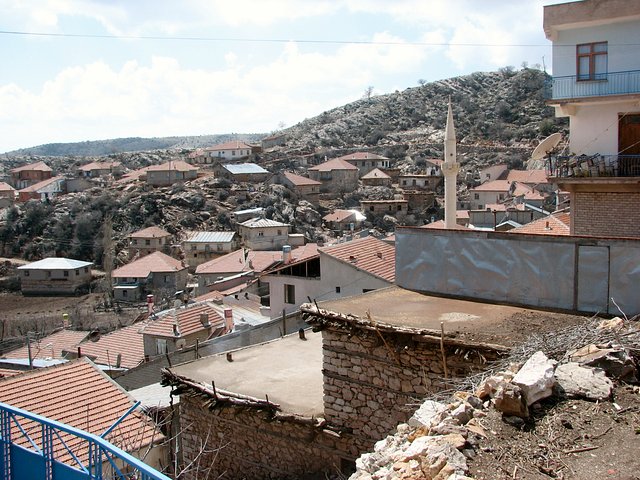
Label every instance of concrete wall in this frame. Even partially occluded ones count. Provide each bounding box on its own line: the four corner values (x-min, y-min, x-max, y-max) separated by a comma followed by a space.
239, 225, 289, 251
20, 267, 92, 295
320, 327, 500, 452
178, 396, 356, 480
317, 254, 391, 302
396, 228, 640, 315
263, 275, 322, 319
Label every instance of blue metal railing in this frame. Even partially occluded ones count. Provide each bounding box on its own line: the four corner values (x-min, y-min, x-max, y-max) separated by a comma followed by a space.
551, 69, 640, 100
546, 154, 640, 178
0, 402, 170, 480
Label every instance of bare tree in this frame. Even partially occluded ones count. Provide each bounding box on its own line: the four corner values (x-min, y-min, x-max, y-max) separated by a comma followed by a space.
363, 85, 374, 101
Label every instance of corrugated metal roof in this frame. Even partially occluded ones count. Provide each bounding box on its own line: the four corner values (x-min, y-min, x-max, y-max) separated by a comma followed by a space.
320, 236, 395, 283
17, 257, 93, 270
239, 217, 289, 228
223, 163, 269, 174
185, 231, 236, 243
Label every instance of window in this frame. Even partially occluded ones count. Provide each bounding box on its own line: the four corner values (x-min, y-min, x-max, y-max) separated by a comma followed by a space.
577, 42, 607, 81
499, 193, 505, 200
164, 275, 170, 283
191, 244, 197, 251
122, 289, 127, 297
217, 244, 223, 251
369, 206, 375, 212
397, 205, 402, 211
63, 270, 69, 277
84, 267, 89, 273
156, 338, 168, 355
474, 193, 480, 200
402, 180, 407, 186
145, 239, 151, 246
277, 230, 282, 235
75, 269, 79, 276
284, 284, 296, 304
232, 150, 236, 156
258, 231, 264, 237
24, 270, 29, 277
335, 286, 341, 293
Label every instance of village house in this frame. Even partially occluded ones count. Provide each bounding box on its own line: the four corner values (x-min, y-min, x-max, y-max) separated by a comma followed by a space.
361, 168, 392, 187
17, 257, 93, 296
128, 226, 173, 259
509, 211, 571, 236
308, 158, 359, 193
322, 209, 365, 232
1, 329, 91, 369
9, 161, 53, 189
467, 179, 511, 210
142, 303, 228, 356
182, 231, 238, 269
238, 217, 301, 250
111, 251, 188, 302
398, 173, 442, 191
213, 163, 271, 182
0, 358, 167, 473
336, 151, 391, 175
402, 190, 436, 211
0, 182, 16, 206
277, 171, 322, 203
17, 175, 65, 202
146, 160, 199, 187
261, 133, 287, 149
205, 140, 254, 160
360, 199, 409, 216
478, 163, 509, 183
544, 0, 640, 237
77, 160, 123, 178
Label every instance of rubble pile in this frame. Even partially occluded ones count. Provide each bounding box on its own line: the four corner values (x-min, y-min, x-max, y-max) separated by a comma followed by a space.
349, 317, 640, 480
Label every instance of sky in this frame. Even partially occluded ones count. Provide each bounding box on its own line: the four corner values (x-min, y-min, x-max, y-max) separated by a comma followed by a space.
0, 0, 565, 153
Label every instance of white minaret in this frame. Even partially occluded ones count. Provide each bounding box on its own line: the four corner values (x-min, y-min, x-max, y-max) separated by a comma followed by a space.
443, 99, 459, 229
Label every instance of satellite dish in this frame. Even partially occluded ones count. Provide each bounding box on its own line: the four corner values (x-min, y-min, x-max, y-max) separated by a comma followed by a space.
531, 133, 562, 160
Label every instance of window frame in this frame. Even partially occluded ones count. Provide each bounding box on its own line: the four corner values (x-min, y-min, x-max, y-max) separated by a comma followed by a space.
576, 41, 607, 81
284, 283, 296, 304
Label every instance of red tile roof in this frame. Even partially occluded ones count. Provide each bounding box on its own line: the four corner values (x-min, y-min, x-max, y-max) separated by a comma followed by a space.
320, 236, 395, 283
506, 169, 548, 184
78, 161, 121, 171
206, 140, 253, 151
361, 168, 391, 179
0, 368, 21, 378
143, 303, 225, 338
76, 322, 148, 369
146, 160, 198, 172
308, 158, 358, 172
117, 166, 154, 184
0, 358, 159, 463
470, 180, 512, 192
510, 212, 570, 236
10, 161, 52, 173
335, 152, 389, 161
283, 171, 322, 186
112, 251, 186, 279
2, 329, 90, 361
0, 182, 16, 192
18, 175, 64, 193
323, 209, 357, 223
129, 226, 172, 238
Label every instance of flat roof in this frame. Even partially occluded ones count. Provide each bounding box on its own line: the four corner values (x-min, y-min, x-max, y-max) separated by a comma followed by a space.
171, 330, 323, 416
315, 286, 587, 347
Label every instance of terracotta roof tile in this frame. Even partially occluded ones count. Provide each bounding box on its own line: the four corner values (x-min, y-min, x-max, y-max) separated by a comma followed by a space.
112, 251, 185, 278
129, 226, 172, 238
18, 175, 64, 193
78, 161, 121, 171
0, 368, 21, 378
196, 245, 317, 275
10, 161, 52, 173
506, 169, 548, 184
206, 140, 253, 151
76, 322, 148, 369
320, 237, 395, 282
470, 180, 512, 192
283, 171, 322, 186
361, 168, 391, 179
3, 329, 90, 361
323, 209, 357, 223
0, 358, 159, 463
143, 303, 225, 338
510, 212, 570, 236
0, 182, 16, 192
308, 158, 358, 172
335, 152, 389, 161
146, 160, 198, 172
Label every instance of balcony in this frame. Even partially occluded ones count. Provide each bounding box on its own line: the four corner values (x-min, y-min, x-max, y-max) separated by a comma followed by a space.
546, 154, 640, 178
550, 70, 640, 101
0, 402, 169, 480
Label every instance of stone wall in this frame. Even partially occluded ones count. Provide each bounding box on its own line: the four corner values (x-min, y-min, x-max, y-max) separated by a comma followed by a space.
320, 327, 501, 452
178, 395, 357, 480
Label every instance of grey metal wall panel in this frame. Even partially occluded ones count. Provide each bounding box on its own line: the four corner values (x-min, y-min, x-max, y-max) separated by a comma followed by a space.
577, 246, 610, 313
608, 245, 640, 316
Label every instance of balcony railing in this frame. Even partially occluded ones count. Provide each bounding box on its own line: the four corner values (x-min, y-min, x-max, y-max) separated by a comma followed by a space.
551, 70, 640, 100
546, 154, 640, 178
0, 402, 170, 480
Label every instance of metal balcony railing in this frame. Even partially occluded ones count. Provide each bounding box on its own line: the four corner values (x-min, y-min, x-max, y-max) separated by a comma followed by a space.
0, 402, 170, 480
550, 70, 640, 100
546, 154, 640, 178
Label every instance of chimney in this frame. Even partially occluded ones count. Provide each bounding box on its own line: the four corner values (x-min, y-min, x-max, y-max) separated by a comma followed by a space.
62, 313, 69, 329
200, 313, 211, 328
226, 352, 233, 362
224, 308, 234, 333
77, 347, 82, 358
115, 353, 122, 368
376, 251, 383, 259
298, 328, 306, 341
282, 245, 292, 264
173, 323, 180, 337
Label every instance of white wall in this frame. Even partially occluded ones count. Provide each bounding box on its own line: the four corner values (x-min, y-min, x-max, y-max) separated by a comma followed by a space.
263, 275, 321, 319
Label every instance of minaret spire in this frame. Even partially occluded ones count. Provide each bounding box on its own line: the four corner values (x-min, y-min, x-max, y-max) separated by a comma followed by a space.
443, 98, 459, 229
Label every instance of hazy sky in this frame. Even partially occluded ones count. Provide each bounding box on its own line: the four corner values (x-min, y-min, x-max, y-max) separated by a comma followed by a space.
0, 0, 564, 153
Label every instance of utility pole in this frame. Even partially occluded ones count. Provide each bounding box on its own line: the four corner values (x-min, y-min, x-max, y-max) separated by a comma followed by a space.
102, 215, 114, 301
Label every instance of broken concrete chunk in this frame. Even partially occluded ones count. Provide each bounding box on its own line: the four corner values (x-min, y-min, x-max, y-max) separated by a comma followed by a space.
555, 363, 613, 401
449, 403, 474, 426
493, 383, 529, 418
570, 344, 637, 383
408, 400, 448, 428
512, 351, 557, 406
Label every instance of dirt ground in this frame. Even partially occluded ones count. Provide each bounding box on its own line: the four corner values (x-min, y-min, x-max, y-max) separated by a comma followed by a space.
468, 380, 640, 480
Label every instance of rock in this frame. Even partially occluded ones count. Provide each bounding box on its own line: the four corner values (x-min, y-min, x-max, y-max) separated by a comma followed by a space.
597, 317, 625, 331
503, 415, 526, 429
555, 363, 613, 401
449, 403, 474, 425
570, 344, 637, 382
408, 400, 448, 428
493, 384, 529, 418
512, 351, 557, 405
474, 373, 512, 400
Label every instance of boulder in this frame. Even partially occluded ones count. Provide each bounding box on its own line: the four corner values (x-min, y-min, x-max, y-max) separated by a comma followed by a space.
408, 400, 448, 428
474, 373, 512, 400
555, 363, 613, 401
493, 384, 529, 418
512, 351, 557, 405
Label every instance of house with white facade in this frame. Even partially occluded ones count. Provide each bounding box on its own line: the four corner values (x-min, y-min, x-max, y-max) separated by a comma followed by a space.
17, 258, 93, 295
335, 152, 391, 176
238, 217, 301, 251
182, 231, 238, 269
205, 141, 254, 161
544, 0, 640, 237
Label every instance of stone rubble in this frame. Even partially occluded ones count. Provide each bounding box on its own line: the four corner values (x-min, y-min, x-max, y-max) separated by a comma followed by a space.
554, 363, 613, 401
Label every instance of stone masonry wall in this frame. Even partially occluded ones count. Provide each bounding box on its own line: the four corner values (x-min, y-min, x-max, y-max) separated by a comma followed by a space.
178, 395, 358, 480
321, 328, 501, 452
